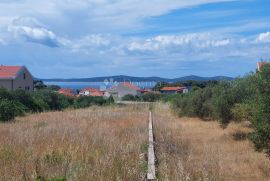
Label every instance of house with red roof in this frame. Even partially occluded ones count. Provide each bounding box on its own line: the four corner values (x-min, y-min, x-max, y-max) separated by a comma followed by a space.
160, 86, 188, 94
139, 88, 153, 94
79, 87, 104, 97
0, 65, 34, 91
105, 82, 141, 99
58, 88, 75, 97
90, 91, 104, 97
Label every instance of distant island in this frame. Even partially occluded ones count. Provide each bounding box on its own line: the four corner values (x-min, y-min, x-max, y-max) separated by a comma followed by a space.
41, 75, 234, 82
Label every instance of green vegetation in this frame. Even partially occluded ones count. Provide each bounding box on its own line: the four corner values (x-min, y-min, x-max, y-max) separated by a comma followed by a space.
0, 88, 113, 122
152, 80, 219, 91
122, 93, 163, 102
169, 65, 270, 157
34, 80, 61, 91
0, 99, 25, 122
249, 65, 270, 156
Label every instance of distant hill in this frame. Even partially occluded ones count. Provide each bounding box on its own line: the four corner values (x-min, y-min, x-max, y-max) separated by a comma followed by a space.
171, 75, 234, 82
41, 75, 234, 82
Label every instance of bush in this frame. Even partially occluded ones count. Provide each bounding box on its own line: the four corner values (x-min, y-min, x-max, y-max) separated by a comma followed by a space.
122, 94, 140, 101
249, 65, 270, 156
140, 93, 163, 102
74, 96, 107, 108
33, 90, 73, 111
232, 103, 252, 123
162, 94, 183, 103
167, 65, 270, 156
12, 90, 44, 112
0, 88, 13, 100
106, 95, 115, 105
0, 99, 25, 122
171, 78, 258, 127
0, 88, 114, 122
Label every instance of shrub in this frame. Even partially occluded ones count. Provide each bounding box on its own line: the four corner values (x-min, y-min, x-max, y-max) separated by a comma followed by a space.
32, 95, 50, 111
33, 90, 73, 111
0, 88, 13, 100
0, 88, 113, 122
106, 95, 115, 105
161, 94, 183, 103
232, 103, 252, 123
249, 65, 270, 156
12, 90, 43, 112
122, 94, 140, 101
0, 99, 25, 122
74, 96, 107, 108
140, 93, 163, 102
122, 93, 163, 102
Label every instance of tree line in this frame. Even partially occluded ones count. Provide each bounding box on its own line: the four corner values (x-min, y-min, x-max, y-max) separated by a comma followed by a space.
169, 65, 270, 157
0, 89, 114, 122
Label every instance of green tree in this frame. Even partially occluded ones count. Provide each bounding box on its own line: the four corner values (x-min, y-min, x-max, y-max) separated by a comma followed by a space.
250, 65, 270, 156
106, 95, 115, 105
34, 80, 47, 90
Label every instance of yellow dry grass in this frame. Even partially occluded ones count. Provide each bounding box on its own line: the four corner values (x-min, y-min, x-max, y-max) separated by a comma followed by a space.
154, 102, 270, 181
1, 102, 270, 181
0, 105, 148, 180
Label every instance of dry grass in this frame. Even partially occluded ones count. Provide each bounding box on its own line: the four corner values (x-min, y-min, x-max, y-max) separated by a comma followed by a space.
1, 102, 270, 180
0, 104, 149, 180
154, 102, 270, 181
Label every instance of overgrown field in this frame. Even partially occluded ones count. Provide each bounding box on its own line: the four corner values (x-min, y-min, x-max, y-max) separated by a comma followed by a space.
1, 102, 270, 180
154, 103, 270, 181
0, 105, 148, 180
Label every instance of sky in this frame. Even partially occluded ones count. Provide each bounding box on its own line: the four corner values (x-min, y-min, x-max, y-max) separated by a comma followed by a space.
0, 0, 270, 78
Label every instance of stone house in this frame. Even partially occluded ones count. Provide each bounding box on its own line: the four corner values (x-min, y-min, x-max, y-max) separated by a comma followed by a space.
0, 65, 34, 91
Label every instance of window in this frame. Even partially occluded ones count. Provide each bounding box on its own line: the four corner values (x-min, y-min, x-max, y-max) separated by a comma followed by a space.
25, 86, 30, 91
23, 73, 26, 79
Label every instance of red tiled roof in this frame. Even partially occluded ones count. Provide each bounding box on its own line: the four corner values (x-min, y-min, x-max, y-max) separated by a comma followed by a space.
90, 91, 104, 97
0, 66, 22, 79
139, 89, 152, 93
80, 87, 100, 93
79, 87, 104, 97
160, 86, 186, 91
58, 88, 74, 97
257, 62, 270, 71
58, 88, 73, 93
120, 82, 140, 91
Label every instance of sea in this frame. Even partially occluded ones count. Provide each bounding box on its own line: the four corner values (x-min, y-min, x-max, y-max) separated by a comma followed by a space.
44, 81, 157, 90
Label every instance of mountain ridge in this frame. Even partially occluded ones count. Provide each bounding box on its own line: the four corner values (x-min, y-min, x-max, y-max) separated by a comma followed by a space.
41, 75, 234, 82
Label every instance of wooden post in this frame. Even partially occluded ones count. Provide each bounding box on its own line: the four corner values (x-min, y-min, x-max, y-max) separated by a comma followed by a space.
147, 111, 156, 180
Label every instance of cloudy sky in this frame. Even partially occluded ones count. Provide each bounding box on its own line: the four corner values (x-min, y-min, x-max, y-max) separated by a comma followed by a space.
0, 0, 269, 78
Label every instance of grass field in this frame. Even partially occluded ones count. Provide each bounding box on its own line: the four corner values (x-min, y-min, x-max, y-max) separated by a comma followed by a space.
154, 103, 270, 181
0, 102, 270, 180
0, 105, 148, 180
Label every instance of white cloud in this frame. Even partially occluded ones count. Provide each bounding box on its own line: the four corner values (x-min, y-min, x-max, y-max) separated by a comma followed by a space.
7, 17, 64, 47
0, 0, 236, 34
73, 35, 111, 49
70, 34, 115, 55
256, 32, 270, 43
127, 33, 231, 52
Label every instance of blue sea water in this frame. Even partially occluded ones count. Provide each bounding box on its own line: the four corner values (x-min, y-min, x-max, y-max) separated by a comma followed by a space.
44, 81, 157, 90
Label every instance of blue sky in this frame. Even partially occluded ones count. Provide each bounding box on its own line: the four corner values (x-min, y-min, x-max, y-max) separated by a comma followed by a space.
0, 0, 269, 78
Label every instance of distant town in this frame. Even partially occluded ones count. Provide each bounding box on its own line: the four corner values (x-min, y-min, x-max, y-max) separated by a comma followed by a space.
1, 63, 268, 101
